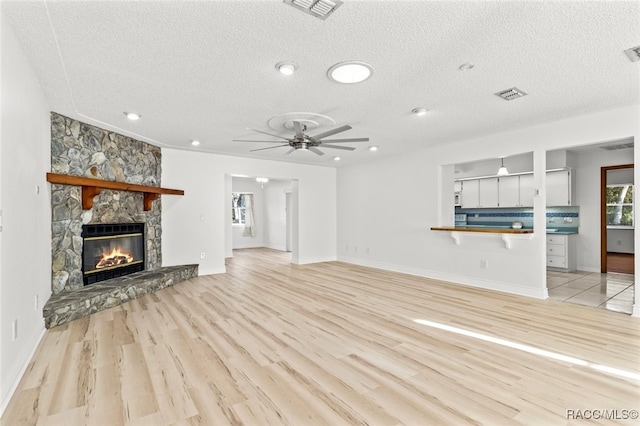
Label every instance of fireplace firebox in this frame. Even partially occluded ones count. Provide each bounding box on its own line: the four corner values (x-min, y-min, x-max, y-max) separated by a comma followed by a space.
81, 223, 145, 285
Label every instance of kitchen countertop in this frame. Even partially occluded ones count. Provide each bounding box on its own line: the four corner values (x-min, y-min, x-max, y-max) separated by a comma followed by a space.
431, 226, 578, 234
431, 226, 533, 234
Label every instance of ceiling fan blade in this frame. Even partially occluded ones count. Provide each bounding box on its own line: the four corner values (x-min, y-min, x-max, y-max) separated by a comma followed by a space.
319, 144, 356, 151
249, 144, 290, 152
309, 124, 352, 141
308, 147, 325, 156
246, 127, 290, 140
319, 138, 369, 143
285, 148, 295, 155
233, 139, 286, 143
293, 121, 304, 139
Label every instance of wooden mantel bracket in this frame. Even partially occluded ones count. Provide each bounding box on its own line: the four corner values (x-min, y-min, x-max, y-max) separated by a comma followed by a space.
46, 173, 184, 211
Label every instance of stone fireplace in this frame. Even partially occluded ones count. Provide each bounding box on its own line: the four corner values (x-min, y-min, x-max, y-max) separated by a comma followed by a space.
82, 223, 145, 285
44, 113, 197, 328
50, 112, 162, 294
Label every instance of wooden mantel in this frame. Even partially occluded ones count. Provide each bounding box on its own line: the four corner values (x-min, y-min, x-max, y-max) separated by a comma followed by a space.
46, 172, 184, 211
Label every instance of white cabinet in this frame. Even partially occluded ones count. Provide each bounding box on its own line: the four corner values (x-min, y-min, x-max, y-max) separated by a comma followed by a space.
518, 174, 534, 207
546, 170, 572, 206
461, 178, 499, 208
460, 179, 479, 208
495, 174, 534, 207
479, 178, 499, 208
546, 234, 576, 272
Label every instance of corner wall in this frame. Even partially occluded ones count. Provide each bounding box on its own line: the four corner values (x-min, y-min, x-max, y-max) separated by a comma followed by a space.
337, 105, 639, 307
162, 149, 336, 275
0, 17, 52, 414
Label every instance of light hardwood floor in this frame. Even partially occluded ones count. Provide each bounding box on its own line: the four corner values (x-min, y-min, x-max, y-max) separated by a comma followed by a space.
3, 248, 640, 425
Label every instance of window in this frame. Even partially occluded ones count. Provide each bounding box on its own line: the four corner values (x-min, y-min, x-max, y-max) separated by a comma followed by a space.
606, 184, 634, 228
231, 193, 249, 224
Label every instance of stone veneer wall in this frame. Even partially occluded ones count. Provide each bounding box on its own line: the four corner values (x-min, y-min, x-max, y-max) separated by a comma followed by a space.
50, 112, 162, 295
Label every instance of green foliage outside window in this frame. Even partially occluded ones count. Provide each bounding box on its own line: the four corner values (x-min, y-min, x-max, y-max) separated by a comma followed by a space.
606, 185, 633, 227
232, 193, 247, 224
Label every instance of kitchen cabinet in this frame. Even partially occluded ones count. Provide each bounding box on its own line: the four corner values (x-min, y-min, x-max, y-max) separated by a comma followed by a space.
460, 178, 499, 208
546, 170, 572, 206
546, 234, 577, 272
479, 178, 499, 208
495, 174, 534, 207
460, 179, 479, 208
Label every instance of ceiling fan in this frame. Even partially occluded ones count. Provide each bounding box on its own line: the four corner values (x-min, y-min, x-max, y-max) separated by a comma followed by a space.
233, 120, 369, 156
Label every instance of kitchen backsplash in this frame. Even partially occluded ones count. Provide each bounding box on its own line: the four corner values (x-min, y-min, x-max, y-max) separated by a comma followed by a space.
455, 206, 579, 230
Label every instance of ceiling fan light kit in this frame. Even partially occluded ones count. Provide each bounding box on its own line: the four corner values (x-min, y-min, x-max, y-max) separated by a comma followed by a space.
234, 119, 369, 156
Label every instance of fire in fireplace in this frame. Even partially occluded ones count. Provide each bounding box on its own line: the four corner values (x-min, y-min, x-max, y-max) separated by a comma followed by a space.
81, 223, 145, 285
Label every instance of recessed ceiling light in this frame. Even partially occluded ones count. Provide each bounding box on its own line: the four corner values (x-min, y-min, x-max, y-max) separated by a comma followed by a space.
369, 146, 378, 152
276, 61, 298, 75
459, 62, 475, 71
327, 61, 373, 84
191, 140, 200, 146
412, 108, 428, 116
124, 112, 141, 121
333, 156, 341, 161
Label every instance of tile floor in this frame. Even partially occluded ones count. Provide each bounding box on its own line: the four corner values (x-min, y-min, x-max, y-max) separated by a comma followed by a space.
547, 270, 635, 314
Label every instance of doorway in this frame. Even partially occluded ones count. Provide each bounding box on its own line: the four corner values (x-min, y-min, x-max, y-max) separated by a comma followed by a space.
601, 164, 635, 274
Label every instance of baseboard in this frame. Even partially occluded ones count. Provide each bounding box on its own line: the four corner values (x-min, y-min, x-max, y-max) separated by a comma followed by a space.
0, 326, 46, 417
338, 256, 548, 299
576, 266, 601, 273
198, 266, 226, 275
293, 256, 337, 265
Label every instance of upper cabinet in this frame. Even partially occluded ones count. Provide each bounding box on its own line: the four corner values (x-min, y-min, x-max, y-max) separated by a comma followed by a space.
498, 174, 535, 208
546, 169, 573, 206
457, 169, 573, 208
460, 178, 498, 208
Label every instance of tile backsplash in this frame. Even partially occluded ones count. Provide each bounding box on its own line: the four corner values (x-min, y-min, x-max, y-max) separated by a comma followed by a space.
456, 206, 579, 230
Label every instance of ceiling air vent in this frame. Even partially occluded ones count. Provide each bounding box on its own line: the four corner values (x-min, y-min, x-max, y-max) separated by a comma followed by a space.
283, 0, 343, 20
624, 45, 640, 62
495, 87, 527, 101
599, 142, 634, 151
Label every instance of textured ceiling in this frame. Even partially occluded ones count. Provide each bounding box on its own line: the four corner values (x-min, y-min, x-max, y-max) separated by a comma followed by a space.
2, 0, 639, 167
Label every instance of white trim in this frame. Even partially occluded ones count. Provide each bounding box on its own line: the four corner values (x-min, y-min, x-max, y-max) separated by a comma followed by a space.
293, 256, 337, 265
576, 266, 601, 273
0, 326, 46, 417
198, 267, 226, 276
632, 304, 640, 317
338, 256, 548, 299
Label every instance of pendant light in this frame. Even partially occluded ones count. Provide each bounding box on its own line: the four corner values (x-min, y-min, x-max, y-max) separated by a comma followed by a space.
497, 157, 509, 176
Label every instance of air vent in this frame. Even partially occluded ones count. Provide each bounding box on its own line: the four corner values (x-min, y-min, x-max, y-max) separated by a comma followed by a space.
624, 45, 640, 62
283, 0, 343, 20
495, 87, 527, 101
600, 142, 634, 151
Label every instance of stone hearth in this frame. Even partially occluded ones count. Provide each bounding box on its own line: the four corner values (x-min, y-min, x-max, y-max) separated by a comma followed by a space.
44, 264, 198, 328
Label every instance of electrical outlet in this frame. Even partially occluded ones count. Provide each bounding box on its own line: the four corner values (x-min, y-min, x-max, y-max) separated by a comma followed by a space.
200, 252, 206, 259
366, 247, 370, 254
480, 260, 489, 269
617, 240, 622, 246
354, 246, 358, 253
12, 320, 18, 341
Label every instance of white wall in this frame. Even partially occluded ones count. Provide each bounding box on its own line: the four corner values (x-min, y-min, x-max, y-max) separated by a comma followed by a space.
263, 180, 291, 251
574, 148, 635, 268
338, 105, 639, 308
0, 18, 52, 414
162, 149, 336, 274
